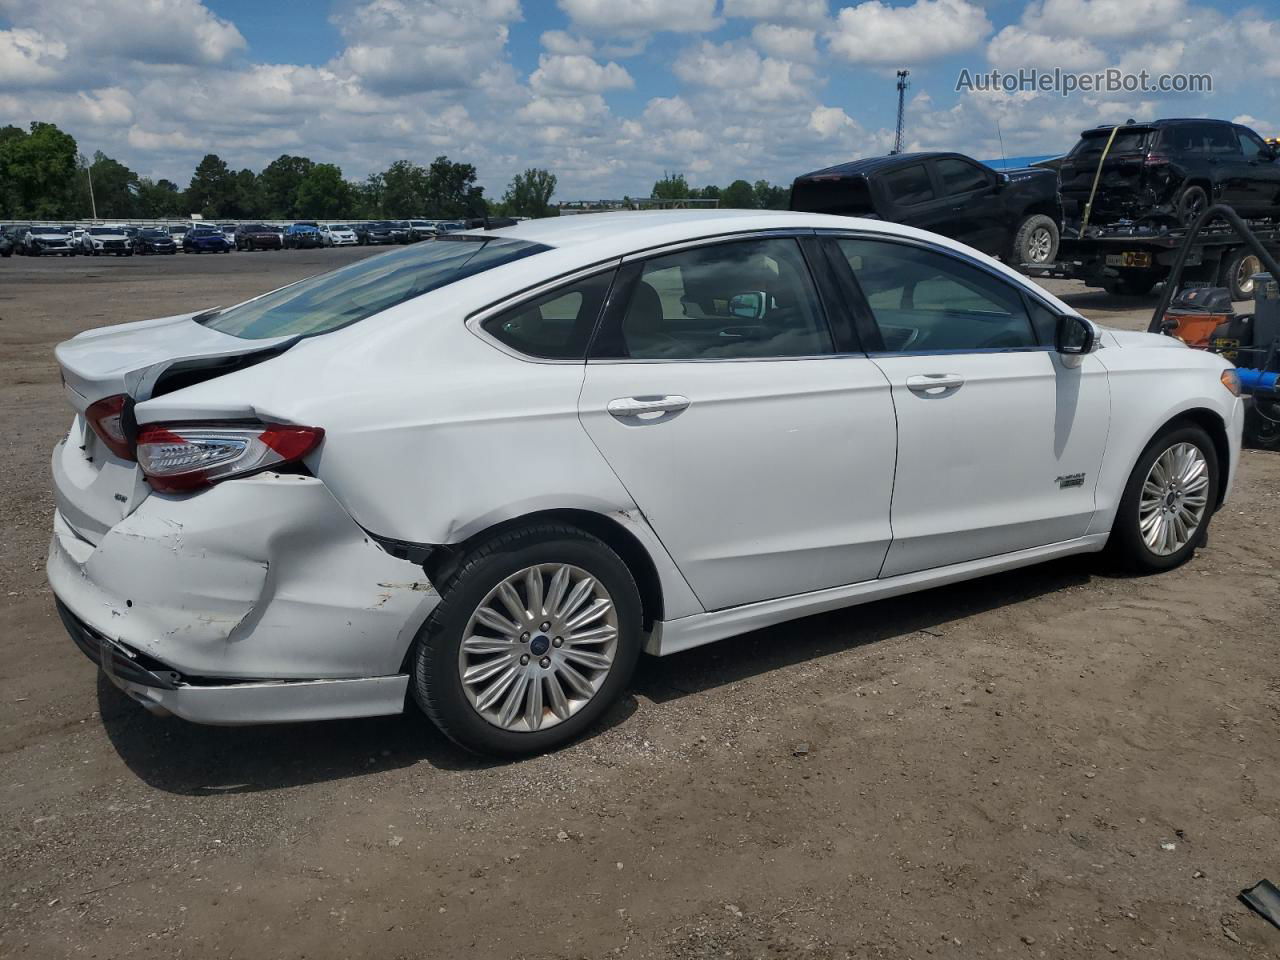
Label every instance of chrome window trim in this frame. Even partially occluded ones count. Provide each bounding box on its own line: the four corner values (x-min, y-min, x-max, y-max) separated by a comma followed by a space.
617, 227, 815, 263
464, 259, 623, 365
815, 228, 1083, 358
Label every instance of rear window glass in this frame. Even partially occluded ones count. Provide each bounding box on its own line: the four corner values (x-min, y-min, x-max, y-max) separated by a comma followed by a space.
789, 177, 875, 216
200, 237, 550, 340
1070, 129, 1150, 157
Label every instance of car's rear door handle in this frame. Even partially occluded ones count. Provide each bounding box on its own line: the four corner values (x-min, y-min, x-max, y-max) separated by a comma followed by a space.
905, 374, 964, 395
607, 395, 690, 421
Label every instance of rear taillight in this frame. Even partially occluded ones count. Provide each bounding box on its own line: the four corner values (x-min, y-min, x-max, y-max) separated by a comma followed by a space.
1143, 154, 1170, 166
135, 423, 324, 493
85, 393, 135, 461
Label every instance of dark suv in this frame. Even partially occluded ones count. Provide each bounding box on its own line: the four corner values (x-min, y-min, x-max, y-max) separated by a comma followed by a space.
1059, 119, 1280, 226
790, 152, 1063, 266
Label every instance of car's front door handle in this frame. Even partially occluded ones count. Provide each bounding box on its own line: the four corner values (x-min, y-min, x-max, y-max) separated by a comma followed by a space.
906, 374, 964, 396
607, 395, 690, 421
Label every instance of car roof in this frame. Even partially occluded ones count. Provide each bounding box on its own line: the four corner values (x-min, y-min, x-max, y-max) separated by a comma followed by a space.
463, 208, 893, 255
793, 152, 978, 181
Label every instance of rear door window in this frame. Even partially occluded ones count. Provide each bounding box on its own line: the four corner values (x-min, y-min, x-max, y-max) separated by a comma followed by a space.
201, 237, 549, 339
881, 164, 935, 206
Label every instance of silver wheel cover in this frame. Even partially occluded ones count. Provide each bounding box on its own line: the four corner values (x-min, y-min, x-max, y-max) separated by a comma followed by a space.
458, 564, 619, 732
1139, 442, 1210, 556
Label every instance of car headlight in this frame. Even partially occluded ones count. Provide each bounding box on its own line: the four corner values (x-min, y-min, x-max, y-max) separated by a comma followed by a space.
1221, 369, 1241, 396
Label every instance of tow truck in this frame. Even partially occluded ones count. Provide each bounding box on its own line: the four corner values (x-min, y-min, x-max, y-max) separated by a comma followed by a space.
1024, 217, 1280, 300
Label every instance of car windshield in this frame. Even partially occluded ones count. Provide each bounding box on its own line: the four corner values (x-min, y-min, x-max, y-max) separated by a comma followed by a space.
329, 224, 351, 231
192, 228, 220, 235
87, 227, 117, 235
199, 237, 551, 340
141, 229, 166, 237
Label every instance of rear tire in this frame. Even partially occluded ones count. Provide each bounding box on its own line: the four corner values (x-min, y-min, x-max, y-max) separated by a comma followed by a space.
411, 523, 643, 757
1176, 184, 1208, 226
1110, 423, 1219, 572
1009, 214, 1059, 266
1220, 247, 1262, 301
1244, 400, 1280, 451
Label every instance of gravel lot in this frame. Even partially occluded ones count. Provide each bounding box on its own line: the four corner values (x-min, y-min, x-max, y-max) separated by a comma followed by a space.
1, 248, 1277, 959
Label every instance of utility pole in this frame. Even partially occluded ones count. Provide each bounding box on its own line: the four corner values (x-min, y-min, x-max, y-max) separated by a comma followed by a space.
80, 153, 98, 220
892, 70, 910, 155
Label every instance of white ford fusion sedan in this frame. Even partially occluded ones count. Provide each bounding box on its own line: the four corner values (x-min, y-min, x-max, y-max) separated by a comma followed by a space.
48, 210, 1243, 755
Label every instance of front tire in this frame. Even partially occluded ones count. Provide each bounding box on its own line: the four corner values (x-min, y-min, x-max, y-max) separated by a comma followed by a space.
1110, 423, 1218, 572
412, 523, 643, 757
1009, 214, 1059, 266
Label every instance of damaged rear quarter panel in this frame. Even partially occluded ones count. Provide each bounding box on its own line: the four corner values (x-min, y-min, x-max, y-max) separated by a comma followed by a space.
49, 474, 439, 680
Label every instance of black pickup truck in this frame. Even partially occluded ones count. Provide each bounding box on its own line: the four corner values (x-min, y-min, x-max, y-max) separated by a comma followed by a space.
789, 152, 1063, 267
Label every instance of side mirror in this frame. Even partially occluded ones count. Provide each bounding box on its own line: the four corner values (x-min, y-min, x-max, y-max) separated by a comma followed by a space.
729, 291, 768, 320
1056, 313, 1097, 355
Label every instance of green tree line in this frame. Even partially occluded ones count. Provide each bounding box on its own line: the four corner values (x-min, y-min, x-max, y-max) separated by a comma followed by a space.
0, 121, 563, 222
0, 121, 788, 224
650, 172, 790, 209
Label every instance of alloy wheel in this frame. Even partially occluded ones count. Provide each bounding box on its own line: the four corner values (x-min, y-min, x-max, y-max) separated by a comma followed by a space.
1233, 254, 1261, 297
457, 563, 619, 732
1138, 441, 1209, 556
1028, 227, 1054, 262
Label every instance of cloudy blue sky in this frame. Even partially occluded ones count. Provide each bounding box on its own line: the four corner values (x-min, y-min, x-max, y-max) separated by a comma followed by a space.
1, 0, 1276, 200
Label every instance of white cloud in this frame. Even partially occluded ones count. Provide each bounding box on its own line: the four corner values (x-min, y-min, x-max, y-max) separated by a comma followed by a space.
1021, 0, 1188, 40
750, 24, 817, 62
330, 0, 521, 94
517, 94, 609, 126
0, 27, 68, 87
643, 95, 696, 127
722, 0, 830, 25
557, 0, 721, 35
529, 54, 634, 94
540, 30, 595, 55
2, 0, 245, 67
673, 40, 762, 88
986, 26, 1105, 70
828, 0, 991, 64
809, 104, 857, 138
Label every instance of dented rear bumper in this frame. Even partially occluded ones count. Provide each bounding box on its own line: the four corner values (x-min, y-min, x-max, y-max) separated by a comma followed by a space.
47, 472, 440, 723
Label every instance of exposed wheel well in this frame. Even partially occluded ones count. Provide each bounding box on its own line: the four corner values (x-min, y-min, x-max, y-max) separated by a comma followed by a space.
1022, 201, 1061, 225
1156, 409, 1230, 509
422, 509, 665, 630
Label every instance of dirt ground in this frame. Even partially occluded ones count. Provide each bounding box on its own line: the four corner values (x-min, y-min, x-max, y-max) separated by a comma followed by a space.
1, 248, 1277, 959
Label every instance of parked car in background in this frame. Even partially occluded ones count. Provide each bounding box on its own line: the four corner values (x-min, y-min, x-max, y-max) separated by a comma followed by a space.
790, 152, 1064, 266
133, 227, 178, 255
80, 225, 132, 256
320, 223, 358, 246
388, 220, 412, 244
1059, 118, 1280, 226
21, 225, 76, 256
284, 223, 323, 249
168, 224, 191, 244
183, 226, 232, 254
359, 221, 398, 245
0, 228, 16, 258
435, 220, 466, 234
219, 224, 238, 240
406, 220, 438, 242
47, 210, 1242, 756
234, 223, 283, 251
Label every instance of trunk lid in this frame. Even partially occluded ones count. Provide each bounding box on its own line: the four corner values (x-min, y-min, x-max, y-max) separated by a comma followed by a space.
53, 312, 294, 542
